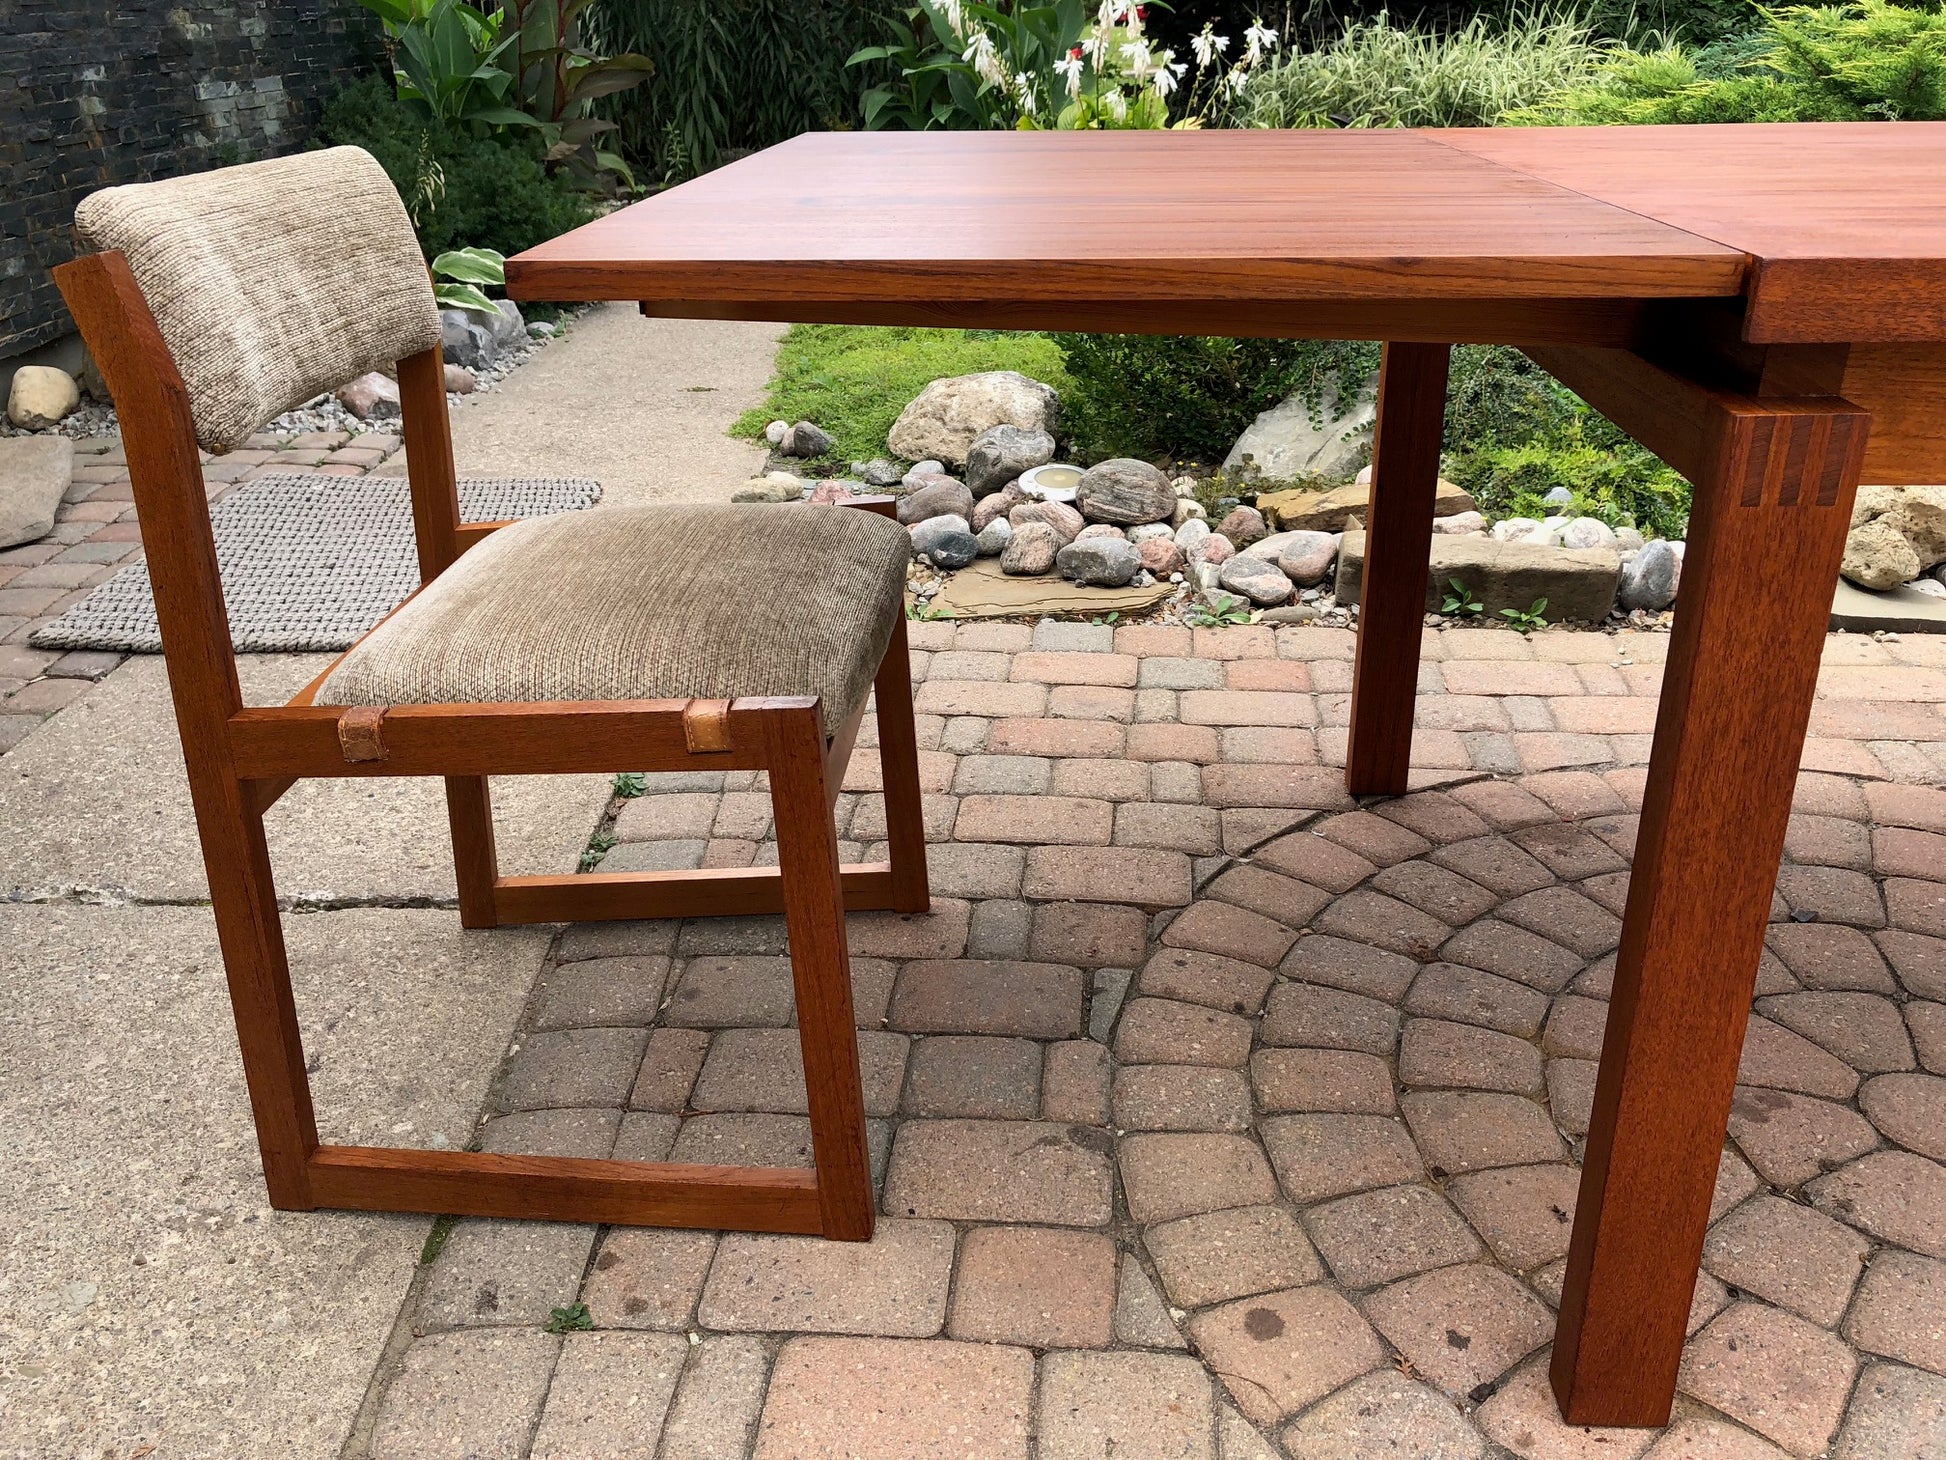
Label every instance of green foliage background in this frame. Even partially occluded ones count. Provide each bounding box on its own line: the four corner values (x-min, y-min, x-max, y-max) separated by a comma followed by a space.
317, 77, 594, 258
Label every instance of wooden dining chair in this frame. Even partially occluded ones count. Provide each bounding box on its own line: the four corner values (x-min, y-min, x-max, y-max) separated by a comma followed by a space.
54, 146, 930, 1242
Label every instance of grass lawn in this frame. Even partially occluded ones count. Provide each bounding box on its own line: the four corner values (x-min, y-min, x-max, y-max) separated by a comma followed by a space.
733, 325, 1073, 463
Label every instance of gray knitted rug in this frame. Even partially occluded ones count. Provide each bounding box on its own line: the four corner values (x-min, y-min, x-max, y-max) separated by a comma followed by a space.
30, 473, 602, 653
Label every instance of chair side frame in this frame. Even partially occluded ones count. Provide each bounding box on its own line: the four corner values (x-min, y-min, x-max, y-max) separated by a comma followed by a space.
54, 249, 932, 1240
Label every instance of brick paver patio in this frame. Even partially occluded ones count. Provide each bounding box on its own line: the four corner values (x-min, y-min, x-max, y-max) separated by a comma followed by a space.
5, 437, 1945, 1456
343, 615, 1942, 1460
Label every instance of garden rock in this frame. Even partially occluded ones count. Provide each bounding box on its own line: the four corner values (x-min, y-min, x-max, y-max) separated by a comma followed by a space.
1174, 519, 1211, 555
1219, 554, 1295, 606
486, 299, 526, 347
1128, 522, 1174, 544
807, 480, 852, 505
972, 482, 1027, 533
1076, 523, 1125, 542
6, 366, 80, 429
1056, 536, 1141, 587
1217, 505, 1267, 547
444, 364, 476, 394
732, 473, 804, 503
975, 517, 1013, 556
1138, 536, 1185, 576
1002, 521, 1062, 575
1275, 531, 1340, 586
1010, 499, 1085, 544
0, 434, 72, 547
904, 460, 946, 486
1195, 533, 1236, 567
766, 420, 790, 446
898, 478, 976, 527
1491, 517, 1545, 543
781, 420, 834, 458
911, 514, 978, 568
1845, 484, 1946, 588
1337, 532, 1622, 622
336, 371, 401, 421
1844, 517, 1924, 590
965, 424, 1056, 496
855, 459, 904, 488
1260, 478, 1474, 533
1171, 498, 1206, 527
1076, 458, 1175, 525
1619, 538, 1680, 611
439, 309, 496, 371
1223, 372, 1377, 481
887, 371, 1060, 466
1434, 511, 1487, 535
1615, 525, 1645, 551
1559, 517, 1619, 550
1544, 485, 1575, 506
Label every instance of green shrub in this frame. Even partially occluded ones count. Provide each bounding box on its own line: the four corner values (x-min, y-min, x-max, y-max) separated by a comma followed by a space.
1244, 10, 1614, 128
1055, 334, 1382, 466
317, 77, 593, 258
586, 0, 890, 185
1521, 1, 1946, 123
732, 325, 1074, 463
1442, 347, 1692, 538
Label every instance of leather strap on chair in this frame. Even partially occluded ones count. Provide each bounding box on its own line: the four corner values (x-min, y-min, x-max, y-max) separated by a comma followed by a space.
336, 706, 388, 763
683, 699, 733, 754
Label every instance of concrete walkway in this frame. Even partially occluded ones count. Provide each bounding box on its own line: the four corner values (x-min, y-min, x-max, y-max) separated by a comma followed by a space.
447, 305, 781, 507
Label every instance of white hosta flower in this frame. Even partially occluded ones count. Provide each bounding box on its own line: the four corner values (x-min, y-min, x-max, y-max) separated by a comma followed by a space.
1054, 51, 1086, 98
1226, 67, 1251, 96
1106, 89, 1128, 120
1015, 74, 1037, 114
1152, 52, 1186, 98
1120, 41, 1155, 79
963, 27, 1006, 87
1243, 19, 1279, 63
1082, 30, 1109, 64
930, 0, 965, 37
1190, 27, 1229, 67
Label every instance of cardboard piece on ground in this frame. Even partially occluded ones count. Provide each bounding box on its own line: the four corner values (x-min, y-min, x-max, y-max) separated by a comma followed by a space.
1831, 578, 1946, 634
924, 556, 1176, 620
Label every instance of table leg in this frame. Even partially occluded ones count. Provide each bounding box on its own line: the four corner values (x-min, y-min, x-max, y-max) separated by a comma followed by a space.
1551, 395, 1866, 1425
1347, 341, 1450, 796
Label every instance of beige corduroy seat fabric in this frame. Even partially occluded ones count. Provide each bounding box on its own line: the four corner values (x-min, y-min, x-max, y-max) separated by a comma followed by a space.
74, 146, 439, 454
316, 504, 911, 737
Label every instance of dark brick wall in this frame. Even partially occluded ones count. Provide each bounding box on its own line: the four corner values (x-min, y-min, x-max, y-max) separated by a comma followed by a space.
1, 2, 382, 358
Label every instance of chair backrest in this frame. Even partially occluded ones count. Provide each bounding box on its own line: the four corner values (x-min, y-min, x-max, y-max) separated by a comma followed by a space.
74, 146, 440, 454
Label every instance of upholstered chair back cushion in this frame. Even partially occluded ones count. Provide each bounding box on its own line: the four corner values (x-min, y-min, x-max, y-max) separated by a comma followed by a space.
75, 146, 441, 454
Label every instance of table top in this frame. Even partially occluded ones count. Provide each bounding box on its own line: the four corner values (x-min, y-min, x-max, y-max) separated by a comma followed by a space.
506, 124, 1946, 346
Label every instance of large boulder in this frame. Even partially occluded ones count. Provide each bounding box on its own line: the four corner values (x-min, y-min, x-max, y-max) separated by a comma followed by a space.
1222, 373, 1377, 482
1075, 458, 1174, 525
965, 424, 1056, 497
888, 371, 1059, 467
7, 366, 80, 429
0, 435, 72, 547
1259, 478, 1476, 533
1335, 533, 1622, 623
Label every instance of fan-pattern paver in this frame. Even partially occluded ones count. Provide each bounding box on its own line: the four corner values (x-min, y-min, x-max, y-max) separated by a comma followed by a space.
331, 617, 1946, 1459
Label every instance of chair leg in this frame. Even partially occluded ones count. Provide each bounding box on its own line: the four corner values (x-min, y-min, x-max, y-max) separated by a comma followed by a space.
202, 789, 321, 1209
445, 775, 500, 928
765, 703, 876, 1241
872, 612, 932, 914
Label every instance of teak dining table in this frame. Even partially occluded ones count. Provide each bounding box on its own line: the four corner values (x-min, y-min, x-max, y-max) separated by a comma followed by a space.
506, 123, 1946, 1428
